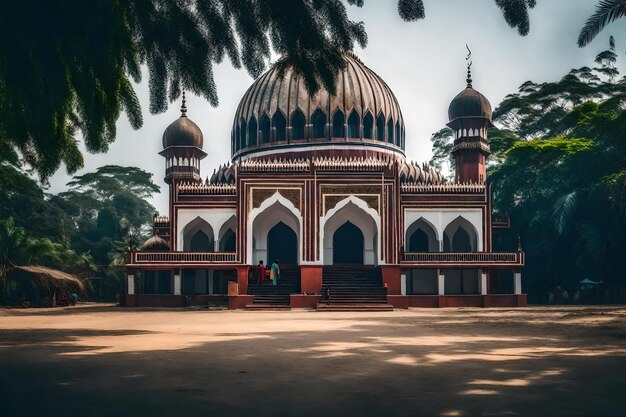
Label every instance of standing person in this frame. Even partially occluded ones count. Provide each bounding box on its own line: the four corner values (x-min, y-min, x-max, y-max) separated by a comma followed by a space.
256, 260, 266, 285
270, 259, 280, 286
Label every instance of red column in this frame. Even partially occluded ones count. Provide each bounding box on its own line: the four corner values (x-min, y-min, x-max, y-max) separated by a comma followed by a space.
300, 265, 323, 294
380, 265, 402, 295
236, 266, 250, 295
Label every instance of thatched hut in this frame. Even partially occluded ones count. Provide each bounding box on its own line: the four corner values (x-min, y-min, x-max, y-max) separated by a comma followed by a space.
3, 266, 86, 307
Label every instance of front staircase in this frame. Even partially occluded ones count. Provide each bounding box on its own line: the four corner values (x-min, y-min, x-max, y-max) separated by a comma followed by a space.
317, 266, 393, 311
246, 265, 301, 309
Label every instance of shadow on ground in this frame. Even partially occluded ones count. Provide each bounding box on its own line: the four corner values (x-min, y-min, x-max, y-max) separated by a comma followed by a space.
0, 306, 625, 417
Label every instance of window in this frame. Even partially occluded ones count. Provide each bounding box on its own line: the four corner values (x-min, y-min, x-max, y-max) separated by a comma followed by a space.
376, 113, 385, 141
363, 112, 373, 139
272, 111, 287, 141
248, 116, 257, 146
291, 109, 306, 140
312, 109, 327, 138
240, 119, 247, 149
260, 114, 270, 144
332, 110, 345, 137
347, 110, 360, 139
387, 118, 394, 144
395, 122, 401, 147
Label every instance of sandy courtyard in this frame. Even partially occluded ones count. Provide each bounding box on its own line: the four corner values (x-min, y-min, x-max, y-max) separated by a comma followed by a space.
0, 305, 625, 417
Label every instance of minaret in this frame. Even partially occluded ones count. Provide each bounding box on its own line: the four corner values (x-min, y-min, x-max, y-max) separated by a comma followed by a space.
159, 91, 207, 184
446, 48, 493, 183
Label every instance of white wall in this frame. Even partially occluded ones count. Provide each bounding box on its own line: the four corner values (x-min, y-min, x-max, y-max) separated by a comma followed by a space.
247, 192, 303, 265
319, 196, 381, 265
404, 208, 483, 251
177, 209, 236, 251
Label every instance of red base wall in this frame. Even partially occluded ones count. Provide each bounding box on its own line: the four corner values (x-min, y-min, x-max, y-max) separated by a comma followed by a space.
290, 294, 320, 309
125, 294, 227, 307
389, 295, 528, 308
300, 266, 323, 294
380, 266, 401, 295
228, 295, 255, 309
485, 294, 527, 307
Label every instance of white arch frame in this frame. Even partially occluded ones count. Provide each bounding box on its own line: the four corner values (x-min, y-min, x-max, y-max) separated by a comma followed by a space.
176, 209, 237, 251
218, 215, 236, 252
247, 191, 303, 265
181, 217, 215, 251
405, 217, 439, 252
319, 195, 382, 265
443, 215, 480, 252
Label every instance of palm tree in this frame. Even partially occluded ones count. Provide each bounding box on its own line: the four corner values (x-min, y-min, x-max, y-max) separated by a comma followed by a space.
579, 0, 626, 47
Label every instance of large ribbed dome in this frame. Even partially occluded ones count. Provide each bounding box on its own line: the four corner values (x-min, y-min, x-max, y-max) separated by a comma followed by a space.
232, 53, 405, 159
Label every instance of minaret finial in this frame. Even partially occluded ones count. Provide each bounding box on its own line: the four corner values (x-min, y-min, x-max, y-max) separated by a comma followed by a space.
181, 90, 187, 117
465, 44, 473, 88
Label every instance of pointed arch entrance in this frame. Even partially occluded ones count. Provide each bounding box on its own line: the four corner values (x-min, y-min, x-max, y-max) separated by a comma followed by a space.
333, 221, 364, 264
320, 196, 380, 265
248, 192, 302, 265
268, 222, 298, 264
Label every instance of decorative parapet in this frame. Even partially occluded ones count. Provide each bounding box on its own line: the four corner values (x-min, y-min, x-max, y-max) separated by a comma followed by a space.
240, 158, 310, 172
401, 182, 485, 194
129, 251, 237, 264
153, 215, 170, 226
402, 251, 524, 267
313, 156, 391, 171
178, 182, 237, 195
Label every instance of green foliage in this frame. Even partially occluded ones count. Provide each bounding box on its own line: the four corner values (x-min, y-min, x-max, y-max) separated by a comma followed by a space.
55, 165, 158, 266
0, 0, 548, 181
0, 217, 95, 278
0, 163, 75, 242
428, 128, 454, 173
579, 0, 626, 47
494, 0, 537, 36
487, 41, 626, 300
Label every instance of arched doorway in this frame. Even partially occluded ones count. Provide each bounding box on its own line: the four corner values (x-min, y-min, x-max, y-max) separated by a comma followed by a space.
267, 222, 297, 264
190, 230, 211, 251
333, 221, 364, 264
321, 197, 379, 265
249, 193, 302, 265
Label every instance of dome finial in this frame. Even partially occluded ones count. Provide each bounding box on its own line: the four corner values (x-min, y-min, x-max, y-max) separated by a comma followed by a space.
465, 44, 473, 88
181, 90, 187, 117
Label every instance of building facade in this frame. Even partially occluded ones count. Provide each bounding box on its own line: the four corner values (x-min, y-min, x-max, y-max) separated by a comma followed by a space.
124, 53, 525, 309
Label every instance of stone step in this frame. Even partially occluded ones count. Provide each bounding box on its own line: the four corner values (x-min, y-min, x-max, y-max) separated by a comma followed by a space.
316, 303, 394, 312
245, 304, 291, 311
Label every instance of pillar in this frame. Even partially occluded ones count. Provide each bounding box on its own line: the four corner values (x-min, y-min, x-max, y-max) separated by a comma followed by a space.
237, 266, 250, 295
174, 271, 181, 295
214, 239, 220, 252
479, 270, 488, 295
400, 273, 407, 296
300, 265, 323, 294
514, 270, 522, 295
380, 265, 402, 295
127, 273, 135, 295
437, 269, 445, 295
208, 270, 214, 294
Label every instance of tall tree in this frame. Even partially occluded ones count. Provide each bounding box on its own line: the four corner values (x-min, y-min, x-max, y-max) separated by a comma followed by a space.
54, 165, 159, 267
0, 0, 540, 180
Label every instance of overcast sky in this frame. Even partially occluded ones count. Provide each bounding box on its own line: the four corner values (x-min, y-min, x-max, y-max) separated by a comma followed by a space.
47, 0, 626, 213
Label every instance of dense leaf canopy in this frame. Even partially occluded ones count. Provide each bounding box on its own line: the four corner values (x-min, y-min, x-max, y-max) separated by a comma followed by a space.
0, 0, 540, 180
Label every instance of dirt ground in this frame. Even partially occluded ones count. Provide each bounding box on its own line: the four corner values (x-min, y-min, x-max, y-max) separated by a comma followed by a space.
0, 305, 625, 417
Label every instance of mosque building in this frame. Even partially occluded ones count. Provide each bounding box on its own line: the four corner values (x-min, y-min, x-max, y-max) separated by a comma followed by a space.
124, 52, 525, 309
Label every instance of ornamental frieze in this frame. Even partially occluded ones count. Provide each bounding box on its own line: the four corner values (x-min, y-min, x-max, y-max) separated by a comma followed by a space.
320, 185, 382, 215
250, 187, 302, 212
323, 194, 380, 215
